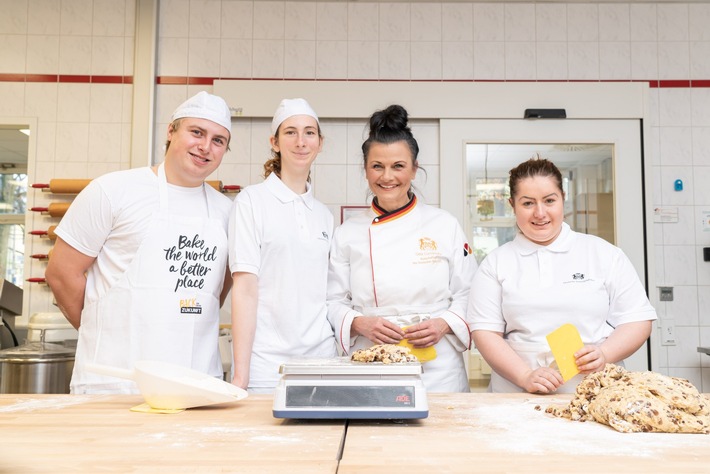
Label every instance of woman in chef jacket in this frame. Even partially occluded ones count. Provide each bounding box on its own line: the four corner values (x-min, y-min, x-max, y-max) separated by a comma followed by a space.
327, 105, 477, 393
468, 157, 657, 394
229, 98, 337, 393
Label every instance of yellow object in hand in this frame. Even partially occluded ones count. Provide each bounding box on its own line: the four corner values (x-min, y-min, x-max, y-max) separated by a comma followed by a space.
546, 323, 584, 381
398, 326, 437, 362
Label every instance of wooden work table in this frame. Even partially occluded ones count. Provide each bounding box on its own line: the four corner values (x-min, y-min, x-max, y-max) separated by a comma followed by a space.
1, 393, 709, 473
0, 395, 342, 473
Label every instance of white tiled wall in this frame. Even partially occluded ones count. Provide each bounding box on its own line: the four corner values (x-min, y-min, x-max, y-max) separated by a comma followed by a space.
3, 0, 710, 390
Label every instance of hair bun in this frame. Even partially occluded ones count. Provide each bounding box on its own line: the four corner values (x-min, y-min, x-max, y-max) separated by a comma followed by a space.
361, 104, 419, 164
369, 105, 409, 136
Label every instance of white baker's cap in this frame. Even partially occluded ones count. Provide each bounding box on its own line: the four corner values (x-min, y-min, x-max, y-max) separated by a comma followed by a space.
271, 98, 319, 135
171, 91, 232, 133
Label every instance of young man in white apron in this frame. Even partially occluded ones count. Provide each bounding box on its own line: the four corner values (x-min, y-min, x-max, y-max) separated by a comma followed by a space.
45, 92, 234, 394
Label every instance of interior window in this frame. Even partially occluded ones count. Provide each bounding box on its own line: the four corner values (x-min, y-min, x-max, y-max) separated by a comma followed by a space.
0, 127, 29, 287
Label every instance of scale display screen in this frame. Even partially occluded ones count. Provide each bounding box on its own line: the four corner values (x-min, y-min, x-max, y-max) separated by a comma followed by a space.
286, 385, 415, 408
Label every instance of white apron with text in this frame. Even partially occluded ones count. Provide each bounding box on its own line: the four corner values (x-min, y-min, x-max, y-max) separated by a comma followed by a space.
71, 164, 228, 394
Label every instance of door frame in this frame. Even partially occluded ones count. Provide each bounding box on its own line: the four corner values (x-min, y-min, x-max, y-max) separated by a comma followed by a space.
441, 118, 656, 372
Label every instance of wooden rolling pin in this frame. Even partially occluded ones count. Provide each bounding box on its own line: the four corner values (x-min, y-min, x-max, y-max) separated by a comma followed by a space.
206, 182, 241, 193
31, 179, 92, 194
29, 225, 58, 240
206, 180, 222, 192
33, 179, 240, 194
30, 202, 71, 217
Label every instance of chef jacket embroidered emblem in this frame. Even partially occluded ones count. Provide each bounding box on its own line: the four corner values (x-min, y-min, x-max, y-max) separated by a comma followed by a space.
179, 297, 202, 314
321, 231, 328, 239
463, 242, 472, 257
572, 273, 585, 280
419, 237, 437, 251
414, 237, 443, 265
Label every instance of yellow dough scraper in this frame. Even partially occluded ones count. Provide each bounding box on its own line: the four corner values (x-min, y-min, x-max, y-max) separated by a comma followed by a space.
546, 323, 584, 381
399, 326, 437, 362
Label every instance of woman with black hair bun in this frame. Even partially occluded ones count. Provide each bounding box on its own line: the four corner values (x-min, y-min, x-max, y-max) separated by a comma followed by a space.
327, 105, 477, 392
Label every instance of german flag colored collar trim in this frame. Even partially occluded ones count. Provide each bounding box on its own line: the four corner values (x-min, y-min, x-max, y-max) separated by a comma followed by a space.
371, 194, 416, 224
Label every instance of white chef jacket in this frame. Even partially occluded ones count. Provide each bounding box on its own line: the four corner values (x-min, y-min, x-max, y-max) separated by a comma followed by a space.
327, 195, 477, 392
468, 222, 657, 393
229, 173, 337, 391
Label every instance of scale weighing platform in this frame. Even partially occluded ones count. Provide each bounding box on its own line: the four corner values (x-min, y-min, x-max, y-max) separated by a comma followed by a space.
272, 357, 428, 420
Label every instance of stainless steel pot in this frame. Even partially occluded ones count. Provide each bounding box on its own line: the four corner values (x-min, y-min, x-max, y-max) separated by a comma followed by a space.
0, 341, 74, 394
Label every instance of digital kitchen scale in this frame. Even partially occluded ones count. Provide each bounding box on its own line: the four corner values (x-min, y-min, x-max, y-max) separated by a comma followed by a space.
272, 357, 428, 420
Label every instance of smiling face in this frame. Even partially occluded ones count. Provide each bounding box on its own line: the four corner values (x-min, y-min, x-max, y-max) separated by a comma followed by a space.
270, 114, 322, 176
365, 141, 418, 212
510, 175, 565, 246
164, 118, 229, 187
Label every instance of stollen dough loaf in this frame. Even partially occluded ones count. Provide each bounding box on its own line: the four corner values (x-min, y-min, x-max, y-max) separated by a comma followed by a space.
351, 344, 417, 364
546, 364, 710, 433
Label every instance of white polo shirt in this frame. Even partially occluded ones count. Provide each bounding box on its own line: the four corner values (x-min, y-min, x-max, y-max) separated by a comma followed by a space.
229, 173, 337, 389
468, 223, 657, 345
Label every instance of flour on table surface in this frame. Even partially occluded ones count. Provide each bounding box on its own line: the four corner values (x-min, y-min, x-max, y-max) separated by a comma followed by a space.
0, 396, 94, 413
440, 397, 710, 457
139, 423, 332, 448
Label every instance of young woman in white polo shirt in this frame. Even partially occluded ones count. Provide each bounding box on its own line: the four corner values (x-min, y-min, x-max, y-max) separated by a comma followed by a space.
228, 99, 337, 393
468, 158, 657, 394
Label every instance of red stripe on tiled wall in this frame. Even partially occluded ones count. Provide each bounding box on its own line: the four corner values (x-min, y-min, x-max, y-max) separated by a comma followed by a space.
156, 76, 218, 85
2, 74, 710, 88
151, 77, 710, 87
0, 74, 132, 83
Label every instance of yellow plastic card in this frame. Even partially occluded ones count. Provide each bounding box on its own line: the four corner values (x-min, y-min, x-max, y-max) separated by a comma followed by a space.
129, 403, 185, 414
398, 339, 437, 362
398, 326, 437, 362
546, 323, 584, 381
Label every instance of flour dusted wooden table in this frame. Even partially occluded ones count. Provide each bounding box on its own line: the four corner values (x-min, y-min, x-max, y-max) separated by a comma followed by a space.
340, 393, 710, 473
0, 394, 342, 473
2, 393, 709, 473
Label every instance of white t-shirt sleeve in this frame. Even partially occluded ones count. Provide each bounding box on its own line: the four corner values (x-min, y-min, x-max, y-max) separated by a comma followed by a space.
228, 189, 260, 275
467, 253, 506, 334
54, 180, 113, 258
606, 247, 658, 326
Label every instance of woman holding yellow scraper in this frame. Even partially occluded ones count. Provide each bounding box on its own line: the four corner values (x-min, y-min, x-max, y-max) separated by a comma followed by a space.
467, 157, 657, 394
326, 105, 477, 392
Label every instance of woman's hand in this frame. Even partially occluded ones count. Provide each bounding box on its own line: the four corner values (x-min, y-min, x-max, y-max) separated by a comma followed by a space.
520, 367, 565, 394
575, 345, 607, 374
352, 316, 406, 345
403, 319, 451, 348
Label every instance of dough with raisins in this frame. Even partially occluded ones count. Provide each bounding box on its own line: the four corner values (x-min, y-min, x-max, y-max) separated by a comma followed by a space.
351, 344, 418, 364
546, 364, 710, 433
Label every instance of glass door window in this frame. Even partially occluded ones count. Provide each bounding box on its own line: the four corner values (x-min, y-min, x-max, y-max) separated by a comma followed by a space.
0, 127, 29, 287
0, 173, 27, 286
440, 118, 648, 372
